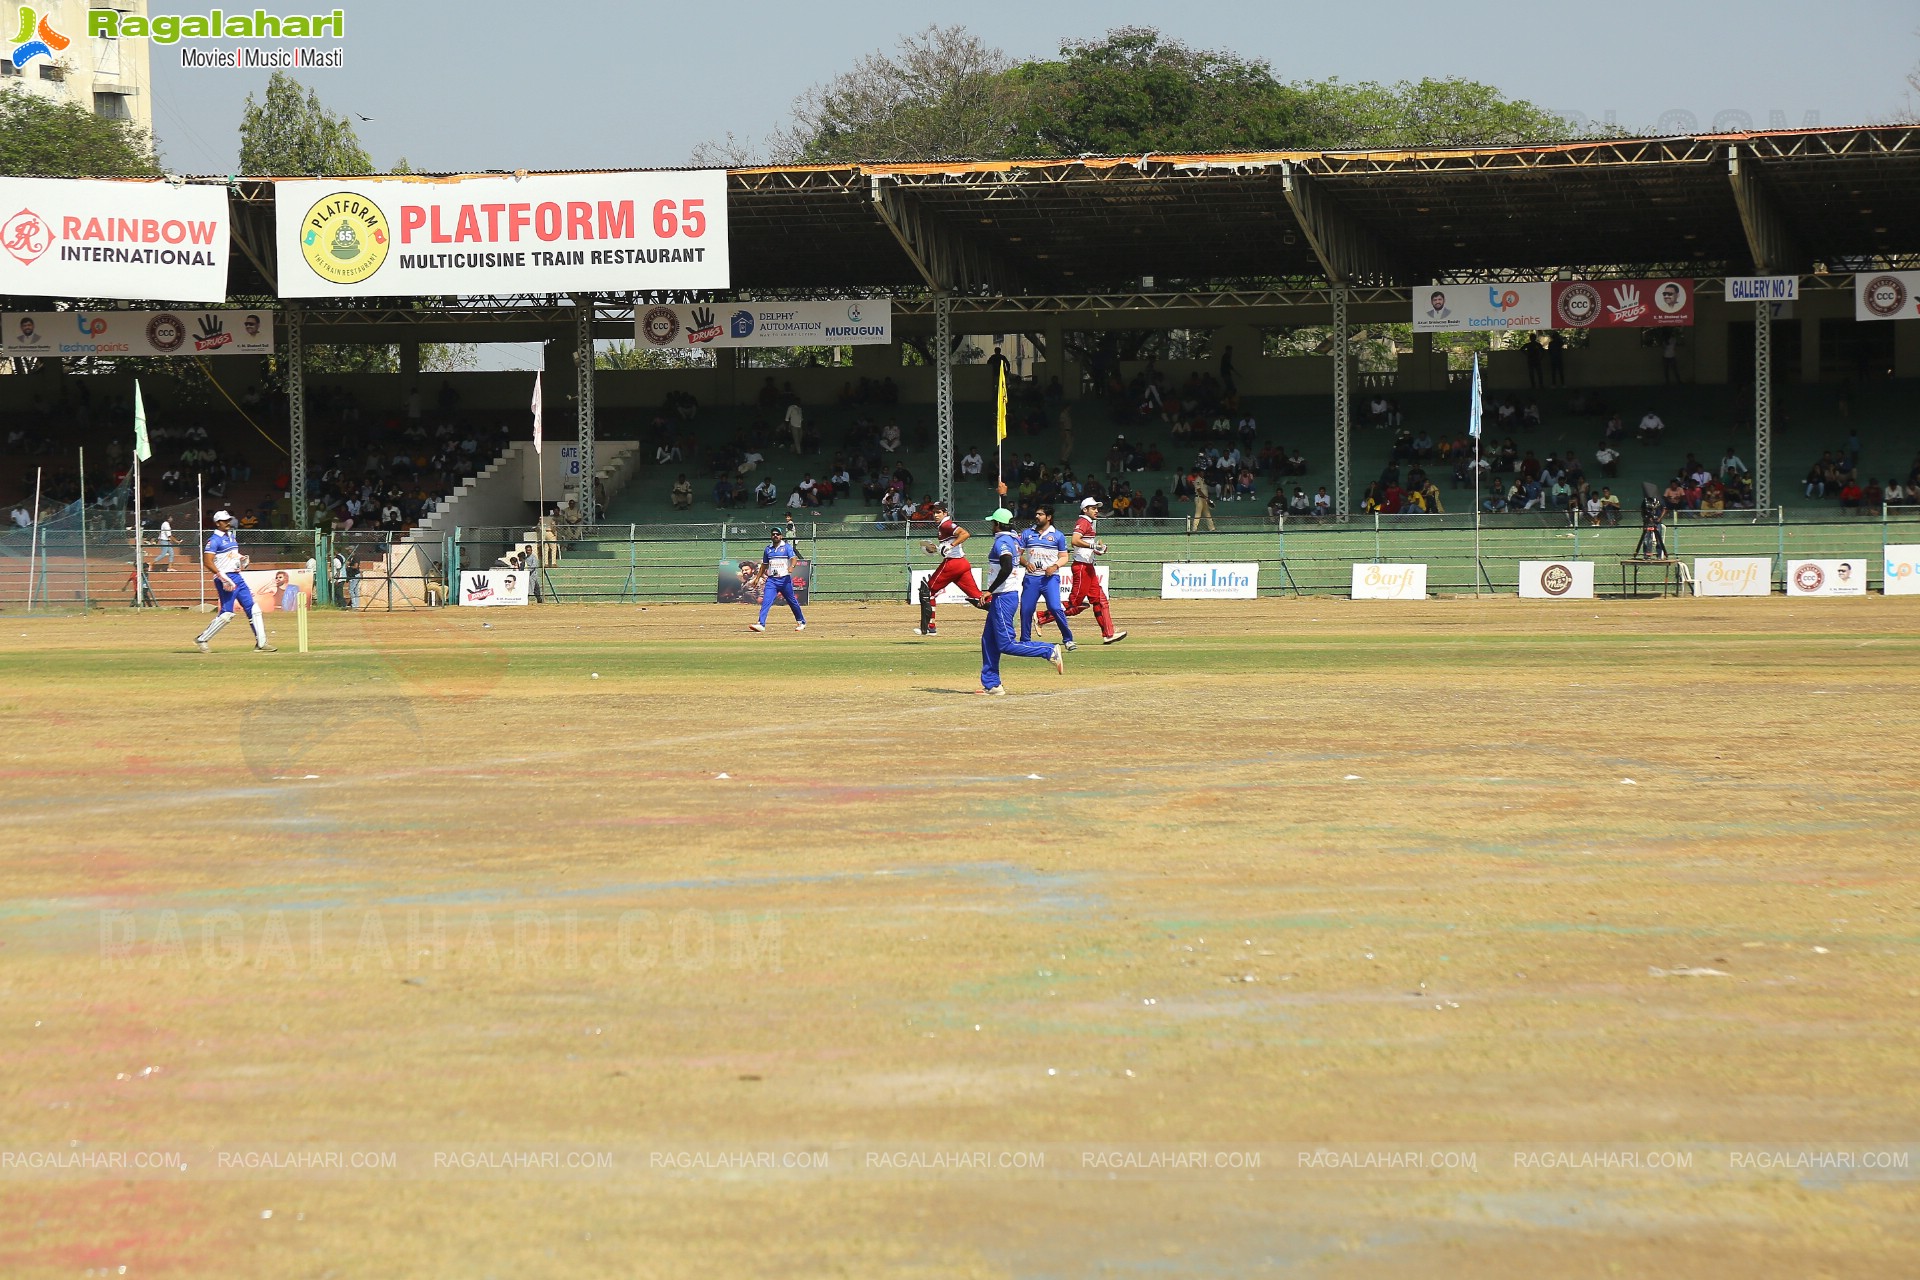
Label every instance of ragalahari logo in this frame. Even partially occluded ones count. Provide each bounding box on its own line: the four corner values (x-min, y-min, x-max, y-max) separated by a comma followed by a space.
2, 208, 54, 266
10, 5, 69, 69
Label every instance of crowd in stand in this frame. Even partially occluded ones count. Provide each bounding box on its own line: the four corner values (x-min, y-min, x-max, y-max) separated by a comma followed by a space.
302, 380, 513, 536
1801, 430, 1920, 515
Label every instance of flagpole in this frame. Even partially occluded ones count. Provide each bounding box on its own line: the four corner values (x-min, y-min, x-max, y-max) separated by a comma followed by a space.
78, 447, 89, 611
532, 373, 545, 568
197, 472, 206, 612
27, 466, 42, 612
995, 364, 1006, 505
1469, 354, 1483, 596
131, 379, 146, 609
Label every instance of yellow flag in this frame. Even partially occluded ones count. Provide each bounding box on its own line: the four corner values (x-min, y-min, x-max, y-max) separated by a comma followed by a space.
995, 364, 1008, 443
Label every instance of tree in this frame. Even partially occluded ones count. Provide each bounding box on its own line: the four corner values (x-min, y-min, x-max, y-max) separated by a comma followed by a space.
0, 89, 157, 176
1286, 76, 1574, 148
237, 71, 372, 174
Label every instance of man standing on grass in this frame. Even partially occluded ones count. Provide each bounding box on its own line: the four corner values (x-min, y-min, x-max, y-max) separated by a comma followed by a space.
1017, 505, 1075, 649
749, 525, 806, 633
193, 510, 275, 653
1038, 495, 1126, 645
974, 507, 1064, 696
916, 499, 983, 636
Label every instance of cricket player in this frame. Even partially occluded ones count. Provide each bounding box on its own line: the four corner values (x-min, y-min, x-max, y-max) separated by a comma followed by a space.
916, 498, 982, 636
974, 507, 1063, 695
1039, 495, 1127, 645
1016, 505, 1075, 648
193, 509, 275, 653
749, 525, 806, 632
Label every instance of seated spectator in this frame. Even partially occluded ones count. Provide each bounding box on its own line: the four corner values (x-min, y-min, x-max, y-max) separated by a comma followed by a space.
1584, 492, 1604, 524
1701, 479, 1726, 515
1888, 479, 1910, 504
1368, 396, 1390, 427
1311, 487, 1332, 518
1720, 447, 1748, 479
1839, 478, 1864, 514
1804, 464, 1827, 499
655, 441, 681, 465
1287, 487, 1312, 517
959, 447, 983, 478
670, 474, 693, 510
1421, 480, 1445, 514
798, 475, 819, 506
754, 477, 778, 507
713, 478, 735, 508
1599, 487, 1622, 525
1637, 410, 1665, 443
736, 448, 765, 477
1148, 489, 1169, 518
1235, 467, 1257, 500
1522, 400, 1543, 429
880, 422, 902, 453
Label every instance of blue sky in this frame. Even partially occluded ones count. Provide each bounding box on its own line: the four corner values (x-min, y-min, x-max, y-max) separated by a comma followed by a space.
146, 1, 1919, 176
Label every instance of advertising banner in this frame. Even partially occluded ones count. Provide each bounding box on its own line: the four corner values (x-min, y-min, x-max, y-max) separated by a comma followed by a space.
3, 309, 273, 358
1518, 561, 1596, 599
1160, 562, 1259, 599
1855, 271, 1920, 321
1351, 563, 1427, 600
274, 172, 729, 298
1884, 545, 1920, 596
909, 564, 984, 605
1551, 278, 1694, 328
719, 558, 812, 605
459, 568, 533, 606
1412, 283, 1550, 333
639, 300, 891, 349
1785, 559, 1867, 597
0, 176, 231, 302
1693, 556, 1773, 597
238, 567, 313, 612
1725, 276, 1798, 303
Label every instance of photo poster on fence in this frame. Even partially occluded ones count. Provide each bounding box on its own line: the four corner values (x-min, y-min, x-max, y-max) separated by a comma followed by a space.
1517, 561, 1596, 599
1351, 563, 1428, 600
719, 558, 813, 605
237, 567, 313, 612
459, 568, 531, 607
1785, 559, 1868, 597
1884, 545, 1920, 596
1693, 557, 1773, 597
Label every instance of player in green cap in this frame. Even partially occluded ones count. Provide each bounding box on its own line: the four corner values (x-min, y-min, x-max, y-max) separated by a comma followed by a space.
973, 507, 1064, 694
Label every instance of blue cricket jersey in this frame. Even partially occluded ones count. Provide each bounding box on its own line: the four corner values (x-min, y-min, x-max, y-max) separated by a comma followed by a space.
761, 542, 794, 580
989, 531, 1022, 594
1018, 526, 1068, 573
206, 530, 243, 574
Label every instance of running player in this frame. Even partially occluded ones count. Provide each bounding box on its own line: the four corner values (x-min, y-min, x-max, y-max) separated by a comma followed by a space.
1016, 505, 1075, 649
749, 525, 806, 632
193, 509, 275, 653
916, 498, 982, 636
975, 507, 1064, 695
1042, 495, 1127, 644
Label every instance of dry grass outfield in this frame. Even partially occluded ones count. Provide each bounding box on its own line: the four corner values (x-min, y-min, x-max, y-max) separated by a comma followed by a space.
1, 598, 1917, 1278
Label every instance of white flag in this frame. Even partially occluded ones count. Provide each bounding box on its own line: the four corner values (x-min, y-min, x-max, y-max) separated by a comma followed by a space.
531, 373, 543, 455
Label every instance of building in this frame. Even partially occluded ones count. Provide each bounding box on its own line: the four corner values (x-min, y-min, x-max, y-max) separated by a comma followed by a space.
0, 1, 151, 138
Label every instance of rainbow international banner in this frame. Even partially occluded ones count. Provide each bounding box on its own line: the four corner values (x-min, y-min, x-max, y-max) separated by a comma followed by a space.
1855, 271, 1920, 321
3, 309, 273, 357
274, 172, 729, 298
0, 177, 231, 302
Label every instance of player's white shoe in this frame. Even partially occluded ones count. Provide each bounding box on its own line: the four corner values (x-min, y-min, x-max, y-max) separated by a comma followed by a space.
976, 685, 1007, 696
795, 622, 806, 632
1063, 640, 1077, 652
1102, 630, 1128, 645
1050, 645, 1065, 675
254, 644, 277, 653
748, 623, 765, 632
194, 639, 209, 654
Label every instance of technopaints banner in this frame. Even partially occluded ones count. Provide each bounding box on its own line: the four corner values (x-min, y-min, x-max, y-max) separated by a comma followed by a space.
274, 172, 729, 297
3, 309, 273, 358
638, 300, 892, 349
1412, 283, 1550, 333
0, 177, 231, 302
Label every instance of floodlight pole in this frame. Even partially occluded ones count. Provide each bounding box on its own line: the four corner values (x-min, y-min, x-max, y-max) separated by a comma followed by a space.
1332, 286, 1351, 522
1753, 299, 1772, 512
935, 292, 953, 511
576, 295, 597, 525
287, 307, 307, 531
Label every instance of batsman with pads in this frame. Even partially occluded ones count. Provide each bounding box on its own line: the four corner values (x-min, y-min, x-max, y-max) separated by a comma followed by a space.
915, 499, 983, 636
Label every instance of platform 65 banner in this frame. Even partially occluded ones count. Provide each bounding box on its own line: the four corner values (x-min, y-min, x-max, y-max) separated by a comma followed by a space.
0, 177, 230, 302
273, 172, 729, 298
639, 300, 892, 349
1855, 271, 1920, 321
3, 309, 273, 358
1552, 278, 1694, 328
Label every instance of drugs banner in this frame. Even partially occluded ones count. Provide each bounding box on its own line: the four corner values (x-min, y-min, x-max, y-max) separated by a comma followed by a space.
460, 569, 532, 607
1855, 271, 1920, 321
639, 300, 892, 349
0, 176, 231, 302
3, 309, 273, 358
274, 172, 729, 298
1518, 561, 1596, 599
1552, 278, 1694, 328
1412, 283, 1550, 333
1351, 564, 1427, 600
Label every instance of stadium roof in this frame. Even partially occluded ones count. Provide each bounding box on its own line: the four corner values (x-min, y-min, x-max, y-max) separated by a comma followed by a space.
205, 124, 1920, 303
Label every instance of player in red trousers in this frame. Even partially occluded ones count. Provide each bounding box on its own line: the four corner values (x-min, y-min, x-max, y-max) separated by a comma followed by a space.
1038, 495, 1126, 645
917, 499, 983, 635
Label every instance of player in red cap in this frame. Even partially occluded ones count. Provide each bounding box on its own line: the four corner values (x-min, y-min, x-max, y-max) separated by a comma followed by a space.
915, 498, 983, 636
1037, 494, 1126, 645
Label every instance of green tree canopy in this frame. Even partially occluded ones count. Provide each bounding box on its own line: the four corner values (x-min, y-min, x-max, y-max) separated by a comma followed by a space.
0, 89, 157, 176
237, 71, 372, 174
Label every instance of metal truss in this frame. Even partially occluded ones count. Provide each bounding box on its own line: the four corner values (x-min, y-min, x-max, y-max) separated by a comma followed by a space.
1332, 288, 1351, 523
287, 309, 306, 531
1754, 300, 1772, 513
891, 287, 1404, 316
934, 294, 953, 510
576, 297, 596, 524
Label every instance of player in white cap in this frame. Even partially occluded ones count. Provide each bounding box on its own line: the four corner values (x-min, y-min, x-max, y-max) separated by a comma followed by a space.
192, 510, 275, 653
1037, 495, 1126, 644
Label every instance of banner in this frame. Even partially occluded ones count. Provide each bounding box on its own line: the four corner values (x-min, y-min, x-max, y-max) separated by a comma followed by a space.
1161, 562, 1258, 599
1518, 561, 1596, 599
1693, 557, 1772, 597
1855, 271, 1920, 321
638, 300, 891, 349
1884, 545, 1920, 596
1786, 559, 1867, 597
1551, 278, 1694, 328
719, 558, 812, 605
1725, 276, 1798, 302
909, 564, 983, 605
3, 309, 272, 358
239, 567, 313, 613
460, 568, 532, 607
0, 176, 231, 302
1412, 283, 1549, 333
1351, 563, 1427, 600
274, 172, 729, 298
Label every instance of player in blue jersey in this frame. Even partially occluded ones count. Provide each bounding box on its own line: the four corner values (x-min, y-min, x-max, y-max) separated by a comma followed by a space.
192, 509, 275, 653
973, 507, 1064, 695
748, 525, 807, 632
1016, 505, 1076, 649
